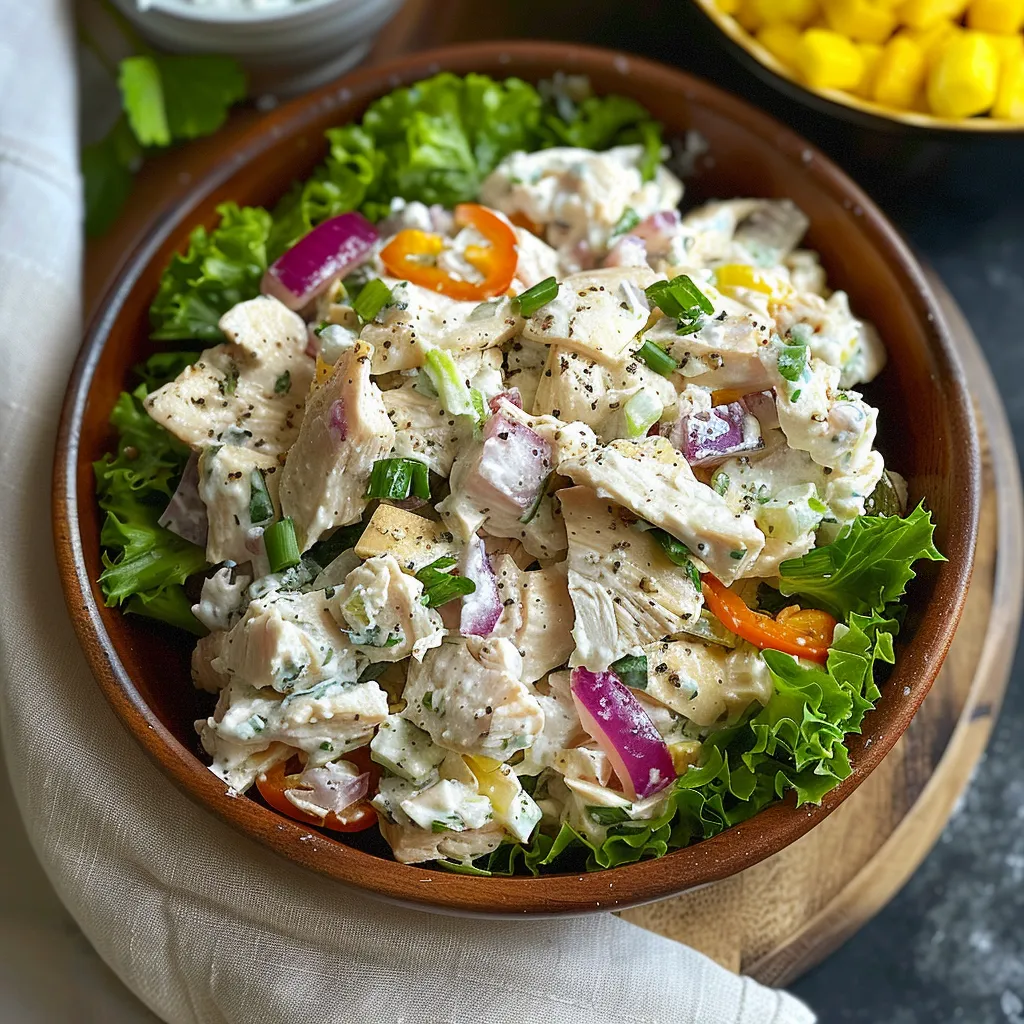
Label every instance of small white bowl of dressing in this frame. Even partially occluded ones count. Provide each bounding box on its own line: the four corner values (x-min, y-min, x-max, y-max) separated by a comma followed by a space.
110, 0, 405, 96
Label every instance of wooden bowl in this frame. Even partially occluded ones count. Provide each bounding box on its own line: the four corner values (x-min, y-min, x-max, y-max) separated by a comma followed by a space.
54, 41, 980, 916
691, 0, 1024, 135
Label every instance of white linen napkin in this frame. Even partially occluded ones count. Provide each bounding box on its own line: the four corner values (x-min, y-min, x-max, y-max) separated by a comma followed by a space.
0, 3, 815, 1021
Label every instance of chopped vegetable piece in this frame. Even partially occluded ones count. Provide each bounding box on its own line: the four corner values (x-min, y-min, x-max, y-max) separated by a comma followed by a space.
610, 653, 649, 690
248, 469, 274, 526
635, 340, 678, 377
352, 278, 393, 323
264, 517, 301, 573
415, 556, 476, 608
670, 400, 764, 467
512, 276, 559, 317
609, 207, 641, 240
423, 348, 478, 422
459, 536, 502, 636
645, 273, 714, 334
366, 458, 431, 502
648, 528, 702, 591
623, 388, 664, 438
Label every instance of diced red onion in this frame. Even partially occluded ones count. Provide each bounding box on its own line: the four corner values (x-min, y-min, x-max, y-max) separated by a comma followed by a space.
159, 454, 208, 548
466, 412, 552, 516
459, 535, 502, 637
669, 401, 764, 467
285, 763, 369, 818
329, 399, 348, 442
604, 235, 648, 269
741, 389, 779, 431
634, 210, 681, 240
261, 213, 378, 311
488, 388, 522, 414
570, 668, 676, 800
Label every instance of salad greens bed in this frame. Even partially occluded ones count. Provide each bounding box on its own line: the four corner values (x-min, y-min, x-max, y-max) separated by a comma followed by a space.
94, 71, 944, 876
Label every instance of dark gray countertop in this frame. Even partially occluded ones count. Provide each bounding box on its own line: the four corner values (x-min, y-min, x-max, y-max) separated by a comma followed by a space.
520, 4, 1024, 1018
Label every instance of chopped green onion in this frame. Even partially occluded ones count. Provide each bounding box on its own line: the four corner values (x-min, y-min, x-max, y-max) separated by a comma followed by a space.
415, 556, 476, 608
808, 496, 828, 515
730, 549, 745, 560
712, 471, 731, 496
470, 388, 487, 432
352, 279, 392, 323
674, 320, 705, 337
423, 348, 477, 421
635, 340, 678, 377
274, 370, 291, 395
519, 472, 553, 524
512, 276, 559, 317
609, 207, 640, 241
248, 469, 274, 526
645, 274, 714, 320
777, 341, 809, 382
649, 527, 702, 590
366, 457, 431, 501
624, 388, 664, 438
610, 653, 648, 690
265, 517, 300, 573
790, 388, 802, 402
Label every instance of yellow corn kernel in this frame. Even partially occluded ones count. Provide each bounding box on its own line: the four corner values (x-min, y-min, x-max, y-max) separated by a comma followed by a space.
993, 52, 1024, 116
757, 22, 804, 65
823, 0, 897, 42
927, 30, 1000, 116
899, 0, 969, 29
981, 30, 1024, 61
752, 0, 819, 23
873, 34, 929, 106
900, 21, 960, 68
716, 0, 741, 13
799, 28, 868, 88
735, 0, 764, 30
852, 42, 885, 94
967, 0, 1024, 33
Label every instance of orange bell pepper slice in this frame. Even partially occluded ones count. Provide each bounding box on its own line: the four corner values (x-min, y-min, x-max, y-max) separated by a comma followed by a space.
701, 573, 836, 664
380, 203, 518, 301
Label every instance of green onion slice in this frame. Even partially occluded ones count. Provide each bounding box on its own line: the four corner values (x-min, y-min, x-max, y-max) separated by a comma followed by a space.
366, 458, 431, 501
609, 207, 640, 241
635, 340, 678, 377
512, 276, 559, 318
352, 279, 392, 324
265, 517, 301, 573
415, 556, 476, 608
649, 527, 702, 591
248, 469, 274, 526
423, 348, 478, 422
623, 388, 664, 438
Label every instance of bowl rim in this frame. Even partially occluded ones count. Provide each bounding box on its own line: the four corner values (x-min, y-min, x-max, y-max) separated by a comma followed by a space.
117, 0, 373, 25
54, 39, 981, 916
690, 0, 1024, 135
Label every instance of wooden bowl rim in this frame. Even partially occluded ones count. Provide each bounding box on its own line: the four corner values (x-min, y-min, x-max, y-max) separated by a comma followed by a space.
54, 39, 980, 916
691, 0, 1024, 135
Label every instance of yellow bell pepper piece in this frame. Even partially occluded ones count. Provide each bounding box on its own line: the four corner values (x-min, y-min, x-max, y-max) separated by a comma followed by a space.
823, 0, 898, 42
757, 22, 804, 65
993, 52, 1024, 117
873, 34, 929, 106
966, 0, 1024, 33
927, 30, 1000, 116
899, 0, 969, 29
715, 264, 774, 295
853, 42, 885, 95
799, 28, 868, 88
752, 0, 819, 23
716, 0, 741, 13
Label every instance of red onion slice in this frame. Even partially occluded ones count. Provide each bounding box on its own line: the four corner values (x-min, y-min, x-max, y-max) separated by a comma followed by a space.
488, 388, 523, 413
570, 668, 676, 800
668, 400, 764, 468
261, 213, 379, 311
741, 389, 779, 431
159, 453, 208, 548
471, 412, 552, 516
459, 535, 502, 637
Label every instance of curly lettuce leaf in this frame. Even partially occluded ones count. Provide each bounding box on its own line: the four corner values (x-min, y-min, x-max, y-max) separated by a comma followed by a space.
778, 502, 944, 619
150, 202, 273, 342
94, 354, 208, 634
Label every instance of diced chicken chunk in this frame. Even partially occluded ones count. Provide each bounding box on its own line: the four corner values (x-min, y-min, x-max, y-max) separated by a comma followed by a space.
515, 671, 586, 777
197, 444, 282, 571
479, 145, 683, 268
382, 384, 460, 477
332, 554, 445, 663
362, 279, 521, 374
145, 297, 313, 455
560, 436, 765, 582
533, 346, 678, 439
197, 676, 388, 792
559, 485, 704, 670
191, 589, 361, 695
279, 340, 395, 551
378, 817, 505, 866
522, 267, 658, 366
403, 637, 545, 761
503, 337, 548, 412
641, 640, 772, 727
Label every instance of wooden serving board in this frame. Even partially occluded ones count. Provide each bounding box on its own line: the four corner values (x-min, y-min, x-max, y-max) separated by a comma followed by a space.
82, 3, 1023, 983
